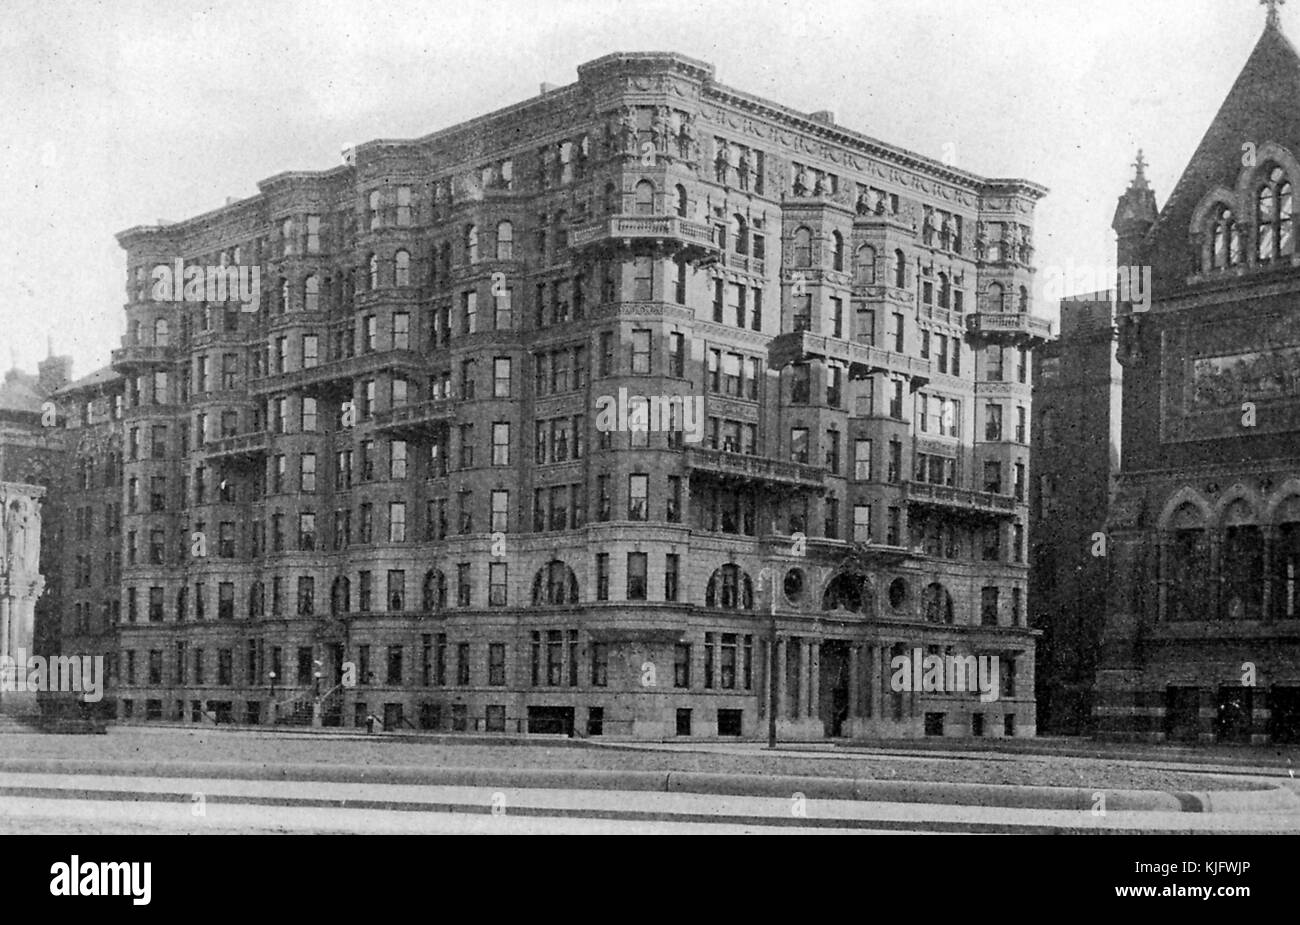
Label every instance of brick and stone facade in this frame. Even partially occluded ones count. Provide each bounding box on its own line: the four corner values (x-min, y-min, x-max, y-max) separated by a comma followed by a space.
1096, 17, 1300, 743
85, 51, 1043, 739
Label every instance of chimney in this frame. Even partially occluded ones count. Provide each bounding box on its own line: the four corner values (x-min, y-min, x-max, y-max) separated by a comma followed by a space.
809, 110, 836, 126
539, 82, 558, 95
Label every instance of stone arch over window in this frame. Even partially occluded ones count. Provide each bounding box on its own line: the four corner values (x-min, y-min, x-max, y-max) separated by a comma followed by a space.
1256, 166, 1295, 262
705, 564, 754, 609
893, 249, 906, 288
792, 227, 813, 267
1220, 497, 1264, 619
1160, 497, 1210, 622
330, 576, 350, 614
986, 282, 1005, 313
1156, 487, 1213, 531
922, 582, 955, 624
422, 569, 446, 611
634, 180, 655, 215
821, 571, 870, 615
675, 184, 688, 217
1190, 186, 1238, 271
855, 244, 876, 285
531, 560, 579, 605
1270, 486, 1300, 620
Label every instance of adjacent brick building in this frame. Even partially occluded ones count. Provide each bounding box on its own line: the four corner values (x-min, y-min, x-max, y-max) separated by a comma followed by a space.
75, 51, 1046, 738
1096, 12, 1300, 743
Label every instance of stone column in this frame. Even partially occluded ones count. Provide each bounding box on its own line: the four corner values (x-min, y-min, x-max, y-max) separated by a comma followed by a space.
1262, 527, 1275, 620
0, 597, 10, 661
808, 641, 821, 720
775, 638, 788, 719
797, 639, 810, 721
848, 645, 862, 720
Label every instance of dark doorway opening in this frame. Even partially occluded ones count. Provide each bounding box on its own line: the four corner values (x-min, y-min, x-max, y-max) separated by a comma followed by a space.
1271, 686, 1300, 743
1164, 686, 1200, 743
717, 708, 742, 736
527, 705, 574, 735
819, 641, 851, 737
1216, 686, 1252, 743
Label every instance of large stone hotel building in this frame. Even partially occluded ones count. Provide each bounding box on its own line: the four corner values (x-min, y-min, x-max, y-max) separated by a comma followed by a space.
51, 52, 1047, 739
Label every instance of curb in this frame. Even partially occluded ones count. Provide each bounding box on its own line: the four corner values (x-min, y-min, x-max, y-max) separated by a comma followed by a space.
0, 757, 1290, 813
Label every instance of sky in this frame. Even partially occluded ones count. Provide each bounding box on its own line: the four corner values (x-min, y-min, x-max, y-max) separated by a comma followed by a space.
0, 0, 1281, 380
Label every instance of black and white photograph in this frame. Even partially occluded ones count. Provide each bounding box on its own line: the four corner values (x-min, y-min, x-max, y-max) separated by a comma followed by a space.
0, 0, 1295, 898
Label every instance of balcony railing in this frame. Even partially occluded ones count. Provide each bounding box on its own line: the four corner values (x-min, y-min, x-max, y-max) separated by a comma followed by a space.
250, 349, 428, 396
685, 447, 825, 490
204, 431, 270, 463
903, 481, 1018, 516
570, 214, 718, 257
111, 345, 174, 371
767, 331, 932, 385
964, 312, 1052, 345
371, 399, 456, 438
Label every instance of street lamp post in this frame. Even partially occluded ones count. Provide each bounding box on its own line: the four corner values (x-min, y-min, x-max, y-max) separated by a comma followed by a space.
267, 670, 277, 724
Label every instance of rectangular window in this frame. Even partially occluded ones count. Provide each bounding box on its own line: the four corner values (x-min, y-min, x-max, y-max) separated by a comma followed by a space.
985, 404, 1003, 441
596, 553, 610, 601
627, 552, 647, 600
853, 504, 872, 543
489, 562, 507, 607
981, 587, 1000, 626
674, 643, 691, 688
492, 422, 510, 466
628, 474, 648, 521
389, 502, 406, 543
493, 357, 511, 398
489, 643, 506, 686
631, 330, 651, 375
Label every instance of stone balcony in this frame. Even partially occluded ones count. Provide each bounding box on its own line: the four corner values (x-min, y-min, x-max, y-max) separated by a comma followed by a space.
110, 345, 174, 372
203, 431, 270, 464
250, 350, 429, 397
371, 399, 456, 439
767, 331, 932, 386
685, 446, 824, 490
964, 312, 1053, 346
903, 481, 1019, 518
570, 214, 718, 260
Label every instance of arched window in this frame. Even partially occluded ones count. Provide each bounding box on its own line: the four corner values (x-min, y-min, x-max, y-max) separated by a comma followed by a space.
1258, 167, 1295, 262
153, 318, 169, 346
938, 272, 951, 309
331, 576, 350, 615
304, 275, 319, 311
923, 582, 954, 624
422, 569, 446, 612
732, 214, 748, 255
604, 183, 619, 215
1221, 500, 1263, 620
675, 184, 688, 218
987, 282, 1005, 313
832, 231, 845, 271
1164, 502, 1209, 622
634, 180, 655, 215
369, 191, 382, 230
531, 561, 579, 605
1018, 285, 1029, 312
705, 565, 754, 610
792, 227, 813, 267
282, 218, 295, 255
465, 224, 479, 264
894, 250, 906, 288
394, 251, 410, 287
367, 255, 379, 291
279, 277, 290, 312
495, 221, 513, 261
1209, 207, 1242, 270
855, 245, 877, 285
822, 573, 866, 614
